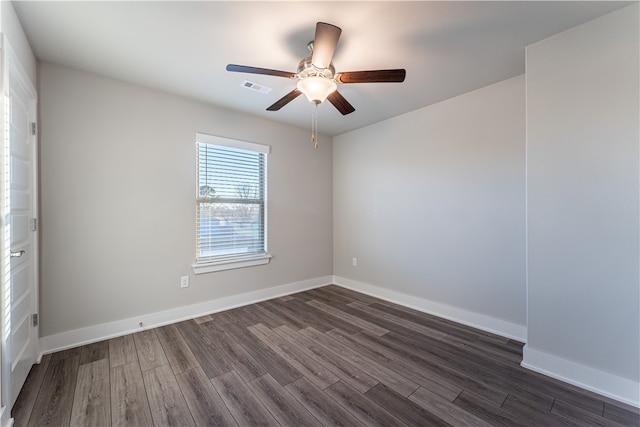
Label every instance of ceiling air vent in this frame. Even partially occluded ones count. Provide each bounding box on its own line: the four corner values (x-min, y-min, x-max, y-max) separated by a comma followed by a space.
241, 80, 272, 94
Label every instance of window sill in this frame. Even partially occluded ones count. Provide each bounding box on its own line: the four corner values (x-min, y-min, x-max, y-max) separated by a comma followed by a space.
192, 253, 272, 275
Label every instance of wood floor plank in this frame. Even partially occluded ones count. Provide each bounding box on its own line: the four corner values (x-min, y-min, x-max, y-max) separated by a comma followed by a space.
420, 331, 594, 414
210, 370, 278, 426
222, 322, 303, 386
290, 298, 364, 334
192, 314, 212, 324
79, 340, 109, 365
109, 334, 138, 368
156, 323, 183, 343
219, 305, 266, 328
50, 346, 81, 361
325, 328, 392, 365
499, 393, 576, 427
603, 402, 640, 425
476, 334, 523, 360
110, 361, 153, 427
503, 386, 555, 413
386, 330, 554, 407
364, 382, 451, 426
27, 355, 80, 427
251, 302, 293, 329
234, 305, 283, 328
368, 330, 510, 406
452, 390, 532, 427
328, 329, 463, 401
442, 333, 522, 367
142, 364, 195, 426
11, 353, 51, 427
207, 309, 239, 326
176, 319, 234, 379
248, 323, 340, 389
157, 328, 200, 375
348, 301, 448, 340
385, 329, 519, 406
368, 296, 497, 340
390, 359, 463, 403
70, 358, 111, 426
369, 302, 480, 342
175, 367, 238, 427
285, 376, 365, 427
551, 399, 622, 427
500, 395, 585, 427
270, 298, 342, 333
334, 301, 455, 346
409, 385, 494, 427
219, 333, 266, 383
301, 326, 419, 397
133, 329, 169, 372
248, 373, 324, 427
260, 299, 310, 330
307, 299, 389, 336
325, 380, 408, 427
207, 321, 266, 382
303, 287, 358, 306
506, 338, 525, 351
408, 336, 565, 412
533, 373, 608, 417
275, 325, 379, 393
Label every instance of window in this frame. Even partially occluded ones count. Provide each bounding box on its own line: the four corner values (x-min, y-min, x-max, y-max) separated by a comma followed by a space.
193, 133, 270, 274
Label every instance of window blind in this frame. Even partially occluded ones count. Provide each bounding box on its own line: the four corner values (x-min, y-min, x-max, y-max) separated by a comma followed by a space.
196, 137, 267, 263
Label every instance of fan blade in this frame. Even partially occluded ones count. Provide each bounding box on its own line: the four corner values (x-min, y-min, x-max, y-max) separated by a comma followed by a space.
337, 69, 406, 83
327, 91, 355, 115
311, 22, 342, 69
226, 64, 296, 79
266, 89, 302, 111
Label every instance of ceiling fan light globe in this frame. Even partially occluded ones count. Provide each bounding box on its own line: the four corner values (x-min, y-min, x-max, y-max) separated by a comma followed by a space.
297, 76, 337, 104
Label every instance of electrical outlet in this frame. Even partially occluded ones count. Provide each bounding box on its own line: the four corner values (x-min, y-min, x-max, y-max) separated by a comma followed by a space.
352, 258, 358, 267
180, 276, 189, 288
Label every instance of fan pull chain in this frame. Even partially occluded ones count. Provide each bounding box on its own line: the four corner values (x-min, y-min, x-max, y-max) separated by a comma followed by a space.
311, 101, 319, 149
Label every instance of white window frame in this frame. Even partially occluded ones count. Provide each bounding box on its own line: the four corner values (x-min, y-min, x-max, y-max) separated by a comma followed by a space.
192, 133, 271, 274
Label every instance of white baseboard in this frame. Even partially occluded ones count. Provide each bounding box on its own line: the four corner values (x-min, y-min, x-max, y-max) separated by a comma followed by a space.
522, 345, 640, 408
39, 275, 333, 356
333, 276, 527, 342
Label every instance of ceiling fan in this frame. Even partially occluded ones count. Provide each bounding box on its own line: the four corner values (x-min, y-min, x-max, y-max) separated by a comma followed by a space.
226, 22, 406, 116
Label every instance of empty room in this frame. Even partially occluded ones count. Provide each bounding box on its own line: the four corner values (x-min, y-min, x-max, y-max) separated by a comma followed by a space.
0, 1, 638, 426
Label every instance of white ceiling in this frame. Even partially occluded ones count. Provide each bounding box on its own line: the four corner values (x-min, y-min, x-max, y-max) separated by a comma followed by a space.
12, 1, 631, 136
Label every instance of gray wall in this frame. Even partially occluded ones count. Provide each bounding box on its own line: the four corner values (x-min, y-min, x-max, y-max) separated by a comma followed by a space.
38, 62, 333, 337
525, 3, 639, 384
333, 75, 526, 329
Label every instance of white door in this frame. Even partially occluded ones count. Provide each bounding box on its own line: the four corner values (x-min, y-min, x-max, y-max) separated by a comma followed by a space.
1, 39, 38, 412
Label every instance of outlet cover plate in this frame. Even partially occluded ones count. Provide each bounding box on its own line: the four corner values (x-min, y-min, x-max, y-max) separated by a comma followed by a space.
180, 276, 189, 288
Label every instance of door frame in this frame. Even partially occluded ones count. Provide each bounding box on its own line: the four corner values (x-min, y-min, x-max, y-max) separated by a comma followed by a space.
0, 34, 39, 426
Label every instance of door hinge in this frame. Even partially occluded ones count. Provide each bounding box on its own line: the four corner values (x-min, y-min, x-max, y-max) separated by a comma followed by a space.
30, 122, 37, 136
30, 218, 38, 232
31, 313, 38, 327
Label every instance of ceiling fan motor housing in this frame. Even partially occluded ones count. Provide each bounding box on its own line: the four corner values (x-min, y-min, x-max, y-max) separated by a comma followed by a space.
297, 56, 335, 80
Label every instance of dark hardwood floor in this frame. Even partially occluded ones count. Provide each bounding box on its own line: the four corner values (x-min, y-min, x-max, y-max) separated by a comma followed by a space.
11, 285, 640, 426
